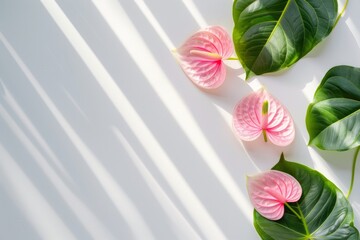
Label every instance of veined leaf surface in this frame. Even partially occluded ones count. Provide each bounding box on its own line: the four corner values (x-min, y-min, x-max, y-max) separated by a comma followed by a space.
254, 154, 359, 240
233, 0, 338, 78
306, 65, 360, 151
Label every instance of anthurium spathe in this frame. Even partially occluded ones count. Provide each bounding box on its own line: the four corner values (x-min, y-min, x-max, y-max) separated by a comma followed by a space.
233, 89, 295, 146
174, 26, 234, 89
254, 154, 359, 239
247, 170, 302, 221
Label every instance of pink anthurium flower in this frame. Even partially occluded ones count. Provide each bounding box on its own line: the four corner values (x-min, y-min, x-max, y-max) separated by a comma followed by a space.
174, 26, 234, 89
247, 170, 302, 220
233, 89, 295, 146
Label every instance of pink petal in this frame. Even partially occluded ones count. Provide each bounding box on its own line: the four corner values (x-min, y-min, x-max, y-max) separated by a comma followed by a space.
247, 170, 302, 220
266, 94, 295, 146
233, 89, 266, 141
175, 26, 233, 89
232, 89, 295, 146
205, 26, 233, 58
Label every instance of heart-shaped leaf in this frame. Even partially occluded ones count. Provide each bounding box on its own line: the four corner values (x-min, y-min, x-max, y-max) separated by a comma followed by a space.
306, 65, 360, 151
175, 26, 233, 89
254, 154, 359, 240
247, 170, 302, 220
233, 89, 295, 146
232, 0, 338, 79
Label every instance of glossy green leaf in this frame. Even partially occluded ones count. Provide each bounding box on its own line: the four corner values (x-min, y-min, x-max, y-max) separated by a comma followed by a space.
232, 0, 338, 79
254, 154, 359, 240
306, 65, 360, 151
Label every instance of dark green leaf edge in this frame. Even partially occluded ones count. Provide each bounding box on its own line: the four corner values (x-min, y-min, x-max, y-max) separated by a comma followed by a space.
306, 65, 360, 151
253, 153, 359, 240
232, 0, 340, 79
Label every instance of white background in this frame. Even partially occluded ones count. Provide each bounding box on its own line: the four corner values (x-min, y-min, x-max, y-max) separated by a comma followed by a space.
0, 0, 359, 239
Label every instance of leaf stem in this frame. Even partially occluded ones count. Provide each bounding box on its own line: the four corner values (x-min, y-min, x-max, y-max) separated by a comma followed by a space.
285, 203, 310, 237
335, 0, 349, 25
261, 101, 269, 143
226, 57, 239, 60
347, 146, 360, 199
262, 130, 268, 142
284, 202, 301, 220
296, 203, 310, 237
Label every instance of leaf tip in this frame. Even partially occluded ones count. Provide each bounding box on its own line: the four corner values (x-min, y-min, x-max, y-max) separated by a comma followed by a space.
280, 153, 286, 162
307, 138, 315, 147
244, 69, 254, 80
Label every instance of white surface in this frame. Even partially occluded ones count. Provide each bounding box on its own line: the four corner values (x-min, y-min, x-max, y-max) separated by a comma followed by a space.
0, 0, 359, 239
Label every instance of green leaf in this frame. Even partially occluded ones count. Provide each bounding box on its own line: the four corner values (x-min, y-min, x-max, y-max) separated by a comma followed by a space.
232, 0, 338, 79
254, 154, 359, 240
306, 65, 360, 151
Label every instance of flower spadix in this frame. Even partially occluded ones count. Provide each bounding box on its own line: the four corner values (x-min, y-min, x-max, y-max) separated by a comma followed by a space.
233, 89, 295, 146
175, 26, 233, 89
247, 170, 302, 220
